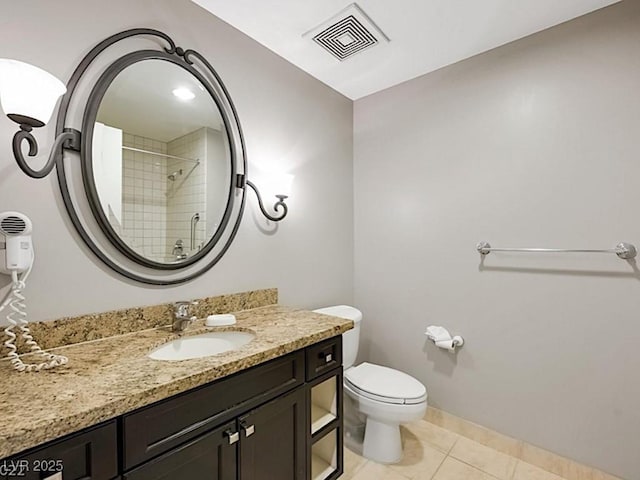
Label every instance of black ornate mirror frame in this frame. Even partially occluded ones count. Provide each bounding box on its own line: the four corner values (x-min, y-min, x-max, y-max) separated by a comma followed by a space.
54, 28, 247, 285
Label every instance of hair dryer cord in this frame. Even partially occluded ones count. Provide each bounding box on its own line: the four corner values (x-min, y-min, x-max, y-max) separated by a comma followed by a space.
2, 271, 68, 372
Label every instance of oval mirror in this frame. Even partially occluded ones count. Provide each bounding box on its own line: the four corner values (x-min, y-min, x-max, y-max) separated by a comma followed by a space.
55, 29, 247, 285
86, 57, 234, 269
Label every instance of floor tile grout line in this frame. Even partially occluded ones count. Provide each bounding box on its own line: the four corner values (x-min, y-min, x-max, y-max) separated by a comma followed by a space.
452, 455, 508, 480
446, 434, 459, 455
446, 435, 526, 480
426, 452, 448, 480
509, 459, 518, 480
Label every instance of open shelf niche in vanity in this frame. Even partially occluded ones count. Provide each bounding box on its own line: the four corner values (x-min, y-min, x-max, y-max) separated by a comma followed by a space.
305, 336, 344, 480
310, 375, 338, 434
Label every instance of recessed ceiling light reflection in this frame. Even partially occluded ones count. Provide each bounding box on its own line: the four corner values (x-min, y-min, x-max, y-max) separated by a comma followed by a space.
172, 87, 195, 101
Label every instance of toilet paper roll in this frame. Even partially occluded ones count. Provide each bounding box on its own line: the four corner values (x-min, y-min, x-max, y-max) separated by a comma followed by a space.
435, 339, 456, 351
430, 334, 451, 343
425, 325, 449, 342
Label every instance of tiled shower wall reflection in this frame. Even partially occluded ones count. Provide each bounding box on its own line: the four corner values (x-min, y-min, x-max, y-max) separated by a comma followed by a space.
120, 128, 220, 263
166, 128, 207, 257
122, 134, 168, 261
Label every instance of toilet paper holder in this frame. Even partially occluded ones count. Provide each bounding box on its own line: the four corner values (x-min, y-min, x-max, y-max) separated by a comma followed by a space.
425, 326, 464, 352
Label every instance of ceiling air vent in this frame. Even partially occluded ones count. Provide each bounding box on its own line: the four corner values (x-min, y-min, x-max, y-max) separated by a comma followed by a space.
304, 3, 389, 61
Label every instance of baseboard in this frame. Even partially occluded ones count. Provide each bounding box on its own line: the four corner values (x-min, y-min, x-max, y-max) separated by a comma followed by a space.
424, 407, 621, 480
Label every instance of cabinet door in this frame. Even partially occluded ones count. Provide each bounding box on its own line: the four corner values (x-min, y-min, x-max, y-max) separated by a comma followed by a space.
123, 421, 237, 480
0, 421, 117, 480
239, 388, 306, 480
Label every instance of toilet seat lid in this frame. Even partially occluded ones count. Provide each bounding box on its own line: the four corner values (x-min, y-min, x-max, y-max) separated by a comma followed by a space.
345, 362, 427, 405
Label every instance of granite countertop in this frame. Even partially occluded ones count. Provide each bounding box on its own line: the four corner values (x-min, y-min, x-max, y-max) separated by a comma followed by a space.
0, 305, 353, 458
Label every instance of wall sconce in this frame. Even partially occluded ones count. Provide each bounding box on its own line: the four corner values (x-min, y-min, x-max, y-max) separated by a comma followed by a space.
237, 173, 293, 222
0, 59, 80, 179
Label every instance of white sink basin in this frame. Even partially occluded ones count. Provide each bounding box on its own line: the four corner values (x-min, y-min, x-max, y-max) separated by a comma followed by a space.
148, 331, 256, 361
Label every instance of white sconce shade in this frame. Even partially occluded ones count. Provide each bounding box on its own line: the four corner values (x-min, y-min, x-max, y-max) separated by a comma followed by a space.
263, 173, 294, 198
0, 59, 67, 126
275, 173, 294, 197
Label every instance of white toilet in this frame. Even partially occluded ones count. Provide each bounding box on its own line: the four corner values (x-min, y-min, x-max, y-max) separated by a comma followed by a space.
313, 305, 427, 464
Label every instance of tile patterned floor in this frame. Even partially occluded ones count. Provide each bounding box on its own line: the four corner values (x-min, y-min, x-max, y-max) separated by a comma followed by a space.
341, 419, 569, 480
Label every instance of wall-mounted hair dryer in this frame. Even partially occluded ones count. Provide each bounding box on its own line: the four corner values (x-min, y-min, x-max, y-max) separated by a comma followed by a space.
0, 211, 67, 372
0, 211, 33, 274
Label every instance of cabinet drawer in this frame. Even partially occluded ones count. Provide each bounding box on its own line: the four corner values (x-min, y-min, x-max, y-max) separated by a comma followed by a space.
305, 336, 342, 381
123, 350, 304, 470
123, 421, 236, 480
1, 421, 117, 480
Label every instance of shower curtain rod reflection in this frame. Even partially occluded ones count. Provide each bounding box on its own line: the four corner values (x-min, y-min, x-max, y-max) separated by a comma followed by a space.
122, 146, 198, 163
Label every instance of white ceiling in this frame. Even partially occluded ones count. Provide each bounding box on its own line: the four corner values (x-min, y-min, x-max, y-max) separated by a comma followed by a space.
192, 0, 620, 100
97, 59, 222, 142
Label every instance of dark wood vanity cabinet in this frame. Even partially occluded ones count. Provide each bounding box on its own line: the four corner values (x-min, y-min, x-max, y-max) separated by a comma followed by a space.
1, 336, 343, 480
0, 421, 118, 480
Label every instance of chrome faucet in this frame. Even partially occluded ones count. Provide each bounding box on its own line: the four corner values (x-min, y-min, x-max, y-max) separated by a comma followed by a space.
172, 239, 187, 260
172, 301, 198, 332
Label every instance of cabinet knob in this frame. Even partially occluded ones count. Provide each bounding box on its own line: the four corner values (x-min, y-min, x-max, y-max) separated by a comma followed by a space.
242, 423, 255, 437
318, 351, 333, 363
224, 429, 239, 445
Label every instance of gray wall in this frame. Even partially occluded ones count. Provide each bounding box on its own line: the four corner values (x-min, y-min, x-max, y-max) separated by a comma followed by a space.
0, 0, 353, 321
3, 1, 638, 476
354, 2, 640, 479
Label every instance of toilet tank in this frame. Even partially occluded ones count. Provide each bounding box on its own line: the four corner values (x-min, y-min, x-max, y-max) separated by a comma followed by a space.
313, 305, 362, 369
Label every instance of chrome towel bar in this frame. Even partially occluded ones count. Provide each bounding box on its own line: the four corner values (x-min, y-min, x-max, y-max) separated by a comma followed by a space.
476, 241, 637, 260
